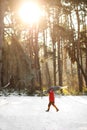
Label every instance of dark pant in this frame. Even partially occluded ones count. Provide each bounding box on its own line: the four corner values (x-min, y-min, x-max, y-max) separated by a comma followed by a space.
47, 101, 58, 111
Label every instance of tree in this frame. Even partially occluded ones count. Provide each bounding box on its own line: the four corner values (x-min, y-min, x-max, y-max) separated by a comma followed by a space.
0, 0, 6, 87
0, 0, 87, 94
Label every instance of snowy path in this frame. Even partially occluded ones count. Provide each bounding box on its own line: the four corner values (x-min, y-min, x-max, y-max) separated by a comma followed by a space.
0, 96, 87, 130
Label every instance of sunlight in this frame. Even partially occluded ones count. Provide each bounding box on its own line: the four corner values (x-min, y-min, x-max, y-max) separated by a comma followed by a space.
19, 2, 42, 24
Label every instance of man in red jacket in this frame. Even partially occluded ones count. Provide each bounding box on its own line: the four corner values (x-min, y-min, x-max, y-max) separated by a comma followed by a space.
46, 89, 59, 112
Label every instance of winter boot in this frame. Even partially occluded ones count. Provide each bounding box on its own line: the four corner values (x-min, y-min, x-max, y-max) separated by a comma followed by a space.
46, 109, 49, 112
56, 108, 59, 112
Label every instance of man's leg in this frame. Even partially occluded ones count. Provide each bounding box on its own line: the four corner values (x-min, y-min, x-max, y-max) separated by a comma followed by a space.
46, 102, 51, 112
52, 102, 59, 111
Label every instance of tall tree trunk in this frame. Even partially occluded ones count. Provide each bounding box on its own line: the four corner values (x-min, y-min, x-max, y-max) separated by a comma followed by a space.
35, 27, 42, 90
63, 43, 67, 85
52, 8, 56, 86
84, 6, 87, 87
85, 45, 87, 87
53, 42, 56, 86
45, 62, 51, 87
43, 29, 51, 87
0, 0, 5, 87
76, 6, 83, 92
57, 38, 63, 86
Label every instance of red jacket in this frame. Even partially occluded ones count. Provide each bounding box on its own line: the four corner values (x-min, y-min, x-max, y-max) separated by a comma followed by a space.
49, 90, 55, 102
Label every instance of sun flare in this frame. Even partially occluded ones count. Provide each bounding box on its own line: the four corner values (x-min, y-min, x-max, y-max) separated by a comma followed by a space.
19, 2, 42, 24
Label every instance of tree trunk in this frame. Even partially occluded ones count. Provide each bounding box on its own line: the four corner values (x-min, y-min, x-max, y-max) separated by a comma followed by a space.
0, 0, 5, 87
76, 7, 83, 92
86, 46, 87, 87
35, 27, 42, 90
57, 38, 63, 86
53, 42, 56, 86
43, 29, 51, 87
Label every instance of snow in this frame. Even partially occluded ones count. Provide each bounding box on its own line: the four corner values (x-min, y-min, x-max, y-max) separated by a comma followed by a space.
0, 95, 87, 130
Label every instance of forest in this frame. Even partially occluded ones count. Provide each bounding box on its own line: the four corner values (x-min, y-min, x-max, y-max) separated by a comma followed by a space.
0, 0, 87, 95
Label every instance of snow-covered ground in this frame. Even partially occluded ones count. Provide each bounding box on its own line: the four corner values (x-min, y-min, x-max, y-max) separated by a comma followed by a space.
0, 95, 87, 130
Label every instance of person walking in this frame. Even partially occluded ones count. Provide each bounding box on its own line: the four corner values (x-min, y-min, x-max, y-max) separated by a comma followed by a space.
46, 88, 59, 112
